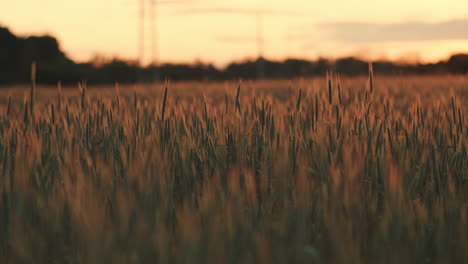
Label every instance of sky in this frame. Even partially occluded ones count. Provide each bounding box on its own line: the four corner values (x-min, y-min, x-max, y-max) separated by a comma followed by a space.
1, 0, 468, 66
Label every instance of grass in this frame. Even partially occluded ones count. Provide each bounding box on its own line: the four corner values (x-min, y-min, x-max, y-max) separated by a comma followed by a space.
0, 72, 467, 263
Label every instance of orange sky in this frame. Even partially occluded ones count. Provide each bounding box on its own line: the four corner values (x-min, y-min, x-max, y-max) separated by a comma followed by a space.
2, 0, 468, 66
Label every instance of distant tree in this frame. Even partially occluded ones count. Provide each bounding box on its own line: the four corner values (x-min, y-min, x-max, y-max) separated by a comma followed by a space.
225, 60, 258, 80
23, 36, 67, 62
0, 26, 76, 84
447, 54, 468, 74
334, 57, 368, 76
2, 25, 468, 85
0, 27, 23, 83
314, 58, 330, 76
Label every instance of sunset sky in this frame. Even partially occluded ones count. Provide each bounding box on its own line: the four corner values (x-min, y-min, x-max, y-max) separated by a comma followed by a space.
2, 0, 468, 66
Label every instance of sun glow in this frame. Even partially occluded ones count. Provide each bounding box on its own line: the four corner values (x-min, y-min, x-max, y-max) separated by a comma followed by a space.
2, 0, 468, 65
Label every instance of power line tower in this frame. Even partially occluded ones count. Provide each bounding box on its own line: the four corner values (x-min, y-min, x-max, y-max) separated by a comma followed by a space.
256, 11, 265, 79
149, 0, 159, 81
138, 0, 145, 81
137, 0, 158, 82
137, 0, 188, 82
179, 7, 303, 79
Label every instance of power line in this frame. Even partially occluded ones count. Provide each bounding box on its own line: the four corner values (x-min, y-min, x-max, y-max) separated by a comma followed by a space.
177, 7, 304, 79
138, 0, 145, 67
150, 0, 158, 67
138, 0, 191, 81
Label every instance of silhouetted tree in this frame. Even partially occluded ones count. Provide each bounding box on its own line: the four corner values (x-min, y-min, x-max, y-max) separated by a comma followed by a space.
1, 25, 468, 85
334, 57, 368, 75
0, 27, 23, 83
447, 54, 468, 74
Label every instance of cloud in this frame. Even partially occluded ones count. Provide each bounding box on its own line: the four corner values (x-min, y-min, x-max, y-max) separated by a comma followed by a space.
215, 35, 256, 43
120, 0, 212, 7
319, 19, 468, 43
175, 7, 305, 16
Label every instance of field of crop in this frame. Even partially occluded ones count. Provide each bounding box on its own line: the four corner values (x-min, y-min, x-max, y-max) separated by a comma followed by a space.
0, 73, 467, 263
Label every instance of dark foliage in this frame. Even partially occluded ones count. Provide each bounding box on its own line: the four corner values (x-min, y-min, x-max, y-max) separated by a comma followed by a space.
1, 26, 468, 85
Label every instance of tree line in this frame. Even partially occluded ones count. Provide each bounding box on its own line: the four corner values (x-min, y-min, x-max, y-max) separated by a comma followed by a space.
1, 26, 468, 85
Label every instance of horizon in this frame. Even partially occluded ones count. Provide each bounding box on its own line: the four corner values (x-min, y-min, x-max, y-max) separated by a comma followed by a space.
2, 2, 468, 263
2, 0, 468, 67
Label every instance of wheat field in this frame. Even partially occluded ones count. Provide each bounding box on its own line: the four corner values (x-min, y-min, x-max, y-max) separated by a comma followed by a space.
0, 73, 467, 263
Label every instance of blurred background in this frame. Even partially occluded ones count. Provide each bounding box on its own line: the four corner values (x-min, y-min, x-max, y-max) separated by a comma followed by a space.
1, 0, 468, 84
